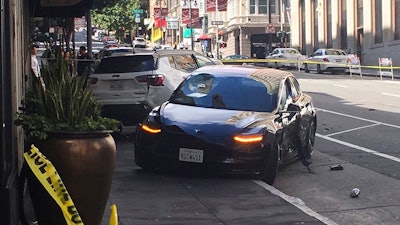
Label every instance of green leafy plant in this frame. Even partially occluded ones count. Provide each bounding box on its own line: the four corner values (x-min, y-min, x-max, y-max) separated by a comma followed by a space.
16, 49, 120, 140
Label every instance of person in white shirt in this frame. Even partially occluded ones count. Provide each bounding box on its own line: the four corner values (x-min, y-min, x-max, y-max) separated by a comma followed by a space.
31, 44, 45, 90
31, 45, 41, 77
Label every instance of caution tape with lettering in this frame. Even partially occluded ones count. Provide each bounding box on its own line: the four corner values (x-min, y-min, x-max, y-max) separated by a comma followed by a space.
24, 145, 84, 225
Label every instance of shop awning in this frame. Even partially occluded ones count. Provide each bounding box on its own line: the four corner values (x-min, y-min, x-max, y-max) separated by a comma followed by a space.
29, 0, 94, 17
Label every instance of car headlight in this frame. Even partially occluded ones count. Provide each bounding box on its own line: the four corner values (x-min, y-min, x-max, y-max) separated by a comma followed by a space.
140, 124, 161, 134
233, 134, 263, 143
233, 126, 265, 144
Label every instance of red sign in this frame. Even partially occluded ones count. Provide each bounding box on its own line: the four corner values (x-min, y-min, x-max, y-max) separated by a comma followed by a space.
154, 8, 168, 19
206, 0, 227, 12
265, 23, 275, 33
181, 8, 201, 28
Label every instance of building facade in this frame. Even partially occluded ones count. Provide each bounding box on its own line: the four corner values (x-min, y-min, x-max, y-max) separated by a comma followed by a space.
290, 0, 400, 67
1, 1, 94, 224
149, 0, 289, 58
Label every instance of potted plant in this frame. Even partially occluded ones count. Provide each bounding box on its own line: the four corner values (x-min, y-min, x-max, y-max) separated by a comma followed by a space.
16, 49, 120, 225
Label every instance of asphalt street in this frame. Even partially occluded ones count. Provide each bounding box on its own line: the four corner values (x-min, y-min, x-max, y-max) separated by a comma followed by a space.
100, 136, 332, 225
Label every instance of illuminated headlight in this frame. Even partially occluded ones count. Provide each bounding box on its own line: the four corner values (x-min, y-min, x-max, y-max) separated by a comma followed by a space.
141, 124, 161, 134
233, 134, 263, 143
233, 127, 265, 144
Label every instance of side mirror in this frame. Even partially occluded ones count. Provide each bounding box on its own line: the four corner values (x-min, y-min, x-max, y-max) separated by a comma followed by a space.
287, 103, 300, 112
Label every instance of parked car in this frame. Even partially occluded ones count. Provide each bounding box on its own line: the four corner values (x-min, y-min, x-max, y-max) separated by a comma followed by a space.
132, 37, 147, 48
153, 45, 173, 50
266, 48, 304, 69
303, 48, 348, 74
221, 55, 253, 65
96, 46, 134, 60
134, 65, 317, 185
89, 50, 222, 134
222, 54, 250, 60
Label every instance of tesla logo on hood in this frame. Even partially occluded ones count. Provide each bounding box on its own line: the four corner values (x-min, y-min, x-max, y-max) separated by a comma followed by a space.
195, 129, 204, 135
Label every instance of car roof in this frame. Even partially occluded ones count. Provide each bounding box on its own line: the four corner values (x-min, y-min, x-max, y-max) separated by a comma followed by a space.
103, 49, 203, 58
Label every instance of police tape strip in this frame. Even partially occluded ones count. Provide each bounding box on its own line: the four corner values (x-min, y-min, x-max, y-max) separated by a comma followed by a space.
220, 58, 400, 69
24, 145, 84, 225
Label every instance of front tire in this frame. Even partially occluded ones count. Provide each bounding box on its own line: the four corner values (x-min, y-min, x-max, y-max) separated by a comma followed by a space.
258, 141, 279, 185
304, 119, 316, 159
304, 64, 310, 73
134, 148, 155, 171
317, 64, 323, 74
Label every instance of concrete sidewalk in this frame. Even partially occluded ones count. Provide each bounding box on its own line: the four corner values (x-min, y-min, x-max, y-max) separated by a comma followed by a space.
101, 136, 330, 225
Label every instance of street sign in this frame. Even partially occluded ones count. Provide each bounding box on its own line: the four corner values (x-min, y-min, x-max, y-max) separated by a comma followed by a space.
167, 21, 179, 30
211, 21, 223, 25
166, 17, 179, 30
265, 23, 275, 33
131, 9, 143, 14
135, 13, 141, 23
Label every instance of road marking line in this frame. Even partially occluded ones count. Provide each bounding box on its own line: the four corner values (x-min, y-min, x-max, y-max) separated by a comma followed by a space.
253, 180, 339, 225
332, 84, 348, 88
316, 133, 400, 163
325, 124, 380, 137
382, 92, 400, 98
317, 108, 400, 129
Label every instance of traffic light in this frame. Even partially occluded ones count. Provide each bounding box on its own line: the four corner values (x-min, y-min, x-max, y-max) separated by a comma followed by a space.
219, 41, 227, 48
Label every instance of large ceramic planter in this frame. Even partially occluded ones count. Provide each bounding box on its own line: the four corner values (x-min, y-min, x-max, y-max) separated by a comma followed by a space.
27, 131, 116, 225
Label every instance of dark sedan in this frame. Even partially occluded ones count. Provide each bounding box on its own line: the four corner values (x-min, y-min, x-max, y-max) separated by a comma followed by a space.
134, 65, 317, 185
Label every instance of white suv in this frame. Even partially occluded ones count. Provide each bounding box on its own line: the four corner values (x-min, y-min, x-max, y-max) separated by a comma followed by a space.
89, 49, 220, 134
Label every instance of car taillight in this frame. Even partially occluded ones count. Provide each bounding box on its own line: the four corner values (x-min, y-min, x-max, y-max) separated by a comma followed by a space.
323, 58, 330, 62
233, 134, 263, 144
135, 75, 164, 86
88, 77, 98, 84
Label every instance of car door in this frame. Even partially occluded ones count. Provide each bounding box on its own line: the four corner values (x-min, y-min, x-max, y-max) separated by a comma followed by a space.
307, 49, 323, 70
276, 77, 302, 159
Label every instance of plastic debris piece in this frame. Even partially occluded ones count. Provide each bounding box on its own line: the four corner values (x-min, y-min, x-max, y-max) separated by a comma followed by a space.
330, 164, 344, 171
350, 188, 360, 198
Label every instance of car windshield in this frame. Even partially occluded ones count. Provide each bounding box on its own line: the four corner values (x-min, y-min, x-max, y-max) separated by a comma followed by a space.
326, 49, 346, 55
283, 49, 299, 54
94, 55, 155, 73
169, 73, 278, 112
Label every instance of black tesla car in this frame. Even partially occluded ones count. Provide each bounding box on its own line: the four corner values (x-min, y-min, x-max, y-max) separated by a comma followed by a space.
134, 65, 317, 185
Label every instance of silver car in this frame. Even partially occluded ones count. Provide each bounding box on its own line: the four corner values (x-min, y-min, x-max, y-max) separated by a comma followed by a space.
304, 48, 348, 74
89, 50, 221, 134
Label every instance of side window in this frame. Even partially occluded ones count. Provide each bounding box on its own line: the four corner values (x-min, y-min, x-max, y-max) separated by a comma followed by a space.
279, 81, 290, 110
289, 76, 302, 101
166, 56, 176, 69
195, 54, 214, 67
173, 55, 198, 72
279, 79, 296, 110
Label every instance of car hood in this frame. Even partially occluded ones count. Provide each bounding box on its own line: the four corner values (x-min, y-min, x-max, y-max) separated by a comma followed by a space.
160, 103, 276, 138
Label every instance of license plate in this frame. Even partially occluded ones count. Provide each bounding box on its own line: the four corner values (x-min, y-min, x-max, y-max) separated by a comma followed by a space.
179, 148, 204, 163
110, 81, 123, 90
335, 59, 343, 62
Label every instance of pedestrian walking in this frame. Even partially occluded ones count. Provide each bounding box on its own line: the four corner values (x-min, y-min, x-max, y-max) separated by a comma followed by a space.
76, 46, 93, 77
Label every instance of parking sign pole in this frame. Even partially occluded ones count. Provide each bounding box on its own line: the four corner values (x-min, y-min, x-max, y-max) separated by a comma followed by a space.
216, 0, 219, 59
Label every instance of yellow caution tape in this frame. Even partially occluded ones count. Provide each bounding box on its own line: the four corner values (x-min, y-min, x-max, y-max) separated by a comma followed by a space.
24, 145, 84, 225
109, 204, 118, 225
221, 58, 400, 69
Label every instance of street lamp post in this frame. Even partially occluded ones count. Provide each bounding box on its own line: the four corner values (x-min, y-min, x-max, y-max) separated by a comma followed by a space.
184, 0, 196, 50
189, 0, 193, 50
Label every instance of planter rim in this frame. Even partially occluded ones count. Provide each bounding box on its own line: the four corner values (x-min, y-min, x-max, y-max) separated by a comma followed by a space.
46, 130, 114, 138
